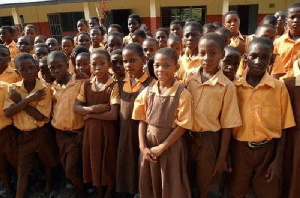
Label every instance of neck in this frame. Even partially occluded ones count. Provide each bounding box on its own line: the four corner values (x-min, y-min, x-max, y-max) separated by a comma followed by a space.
289, 31, 300, 40
246, 72, 265, 87
186, 48, 198, 58
92, 43, 100, 48
96, 75, 109, 84
231, 32, 239, 38
24, 79, 36, 93
5, 39, 12, 45
159, 78, 176, 88
202, 67, 219, 78
0, 65, 8, 75
57, 73, 72, 85
132, 70, 144, 79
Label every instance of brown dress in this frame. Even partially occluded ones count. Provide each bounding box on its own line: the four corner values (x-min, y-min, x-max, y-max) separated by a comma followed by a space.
139, 84, 191, 198
283, 77, 300, 198
82, 80, 118, 186
116, 77, 153, 194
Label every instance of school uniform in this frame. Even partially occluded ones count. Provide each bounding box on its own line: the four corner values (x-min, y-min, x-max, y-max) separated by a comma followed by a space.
116, 72, 154, 194
0, 65, 21, 83
89, 44, 105, 53
186, 68, 242, 194
77, 77, 120, 187
3, 78, 59, 183
123, 34, 133, 45
132, 80, 192, 198
229, 32, 248, 55
51, 74, 85, 180
225, 72, 295, 198
177, 52, 201, 81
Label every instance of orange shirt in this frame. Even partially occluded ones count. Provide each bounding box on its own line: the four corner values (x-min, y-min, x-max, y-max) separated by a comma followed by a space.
6, 41, 18, 59
0, 82, 12, 130
273, 32, 300, 75
89, 43, 105, 53
0, 66, 21, 83
3, 79, 51, 131
122, 72, 155, 93
132, 80, 193, 130
229, 32, 248, 55
233, 72, 295, 141
51, 74, 85, 131
123, 34, 133, 45
187, 68, 242, 132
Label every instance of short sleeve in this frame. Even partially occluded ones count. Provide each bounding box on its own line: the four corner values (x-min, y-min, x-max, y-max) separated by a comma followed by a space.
281, 83, 296, 129
132, 88, 147, 121
76, 83, 86, 103
3, 84, 15, 110
110, 83, 120, 105
35, 87, 52, 118
175, 88, 193, 130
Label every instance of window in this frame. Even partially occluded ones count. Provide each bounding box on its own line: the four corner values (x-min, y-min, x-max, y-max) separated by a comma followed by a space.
0, 16, 14, 26
161, 6, 206, 27
61, 12, 85, 32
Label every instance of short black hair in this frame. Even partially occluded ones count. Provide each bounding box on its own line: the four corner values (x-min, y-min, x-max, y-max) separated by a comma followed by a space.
0, 26, 14, 34
0, 44, 10, 55
185, 18, 197, 23
200, 33, 225, 50
109, 24, 124, 34
11, 26, 19, 33
128, 14, 142, 25
90, 26, 105, 36
76, 31, 90, 39
155, 47, 179, 64
224, 11, 240, 18
215, 27, 232, 37
203, 23, 217, 32
18, 36, 31, 43
76, 52, 90, 61
224, 46, 241, 56
111, 49, 122, 56
143, 38, 159, 47
70, 45, 89, 66
46, 38, 59, 44
123, 43, 144, 58
91, 49, 111, 62
168, 35, 181, 43
108, 31, 123, 40
34, 43, 50, 52
155, 28, 168, 35
261, 15, 277, 26
183, 21, 203, 34
287, 3, 300, 12
47, 51, 68, 64
248, 37, 274, 52
35, 35, 47, 42
213, 22, 222, 29
133, 30, 147, 39
62, 36, 74, 45
77, 19, 87, 25
39, 56, 48, 65
14, 52, 35, 69
24, 24, 37, 32
170, 20, 182, 26
89, 17, 100, 23
255, 24, 276, 35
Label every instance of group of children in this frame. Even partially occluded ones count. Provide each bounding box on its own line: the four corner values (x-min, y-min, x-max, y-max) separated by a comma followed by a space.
0, 2, 300, 198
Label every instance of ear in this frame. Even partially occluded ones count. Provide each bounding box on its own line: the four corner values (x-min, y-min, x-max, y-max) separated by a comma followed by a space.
175, 63, 180, 72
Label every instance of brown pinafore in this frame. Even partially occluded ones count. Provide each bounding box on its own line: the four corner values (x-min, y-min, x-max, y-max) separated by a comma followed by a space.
283, 77, 300, 198
116, 76, 153, 194
82, 80, 118, 186
139, 84, 191, 198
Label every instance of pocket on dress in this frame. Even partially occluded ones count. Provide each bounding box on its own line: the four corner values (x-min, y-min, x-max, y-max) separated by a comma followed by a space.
262, 106, 281, 130
201, 96, 222, 118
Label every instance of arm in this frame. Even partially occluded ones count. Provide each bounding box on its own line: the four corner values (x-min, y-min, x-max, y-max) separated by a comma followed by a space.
74, 100, 110, 115
139, 121, 156, 163
5, 97, 31, 117
24, 105, 47, 121
83, 104, 119, 120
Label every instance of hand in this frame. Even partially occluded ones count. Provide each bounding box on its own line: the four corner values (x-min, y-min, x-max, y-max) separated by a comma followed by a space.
76, 72, 90, 80
141, 147, 157, 163
83, 113, 93, 121
26, 89, 46, 103
9, 89, 22, 103
150, 145, 164, 158
213, 154, 232, 176
266, 160, 281, 182
91, 104, 110, 113
75, 130, 84, 144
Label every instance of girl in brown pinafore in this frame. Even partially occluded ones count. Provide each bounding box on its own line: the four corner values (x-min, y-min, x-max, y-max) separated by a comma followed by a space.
133, 48, 192, 198
74, 50, 120, 198
116, 43, 154, 196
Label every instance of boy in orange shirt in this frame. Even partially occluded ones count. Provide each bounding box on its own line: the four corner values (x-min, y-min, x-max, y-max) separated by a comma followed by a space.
0, 45, 21, 83
225, 37, 295, 198
0, 26, 18, 59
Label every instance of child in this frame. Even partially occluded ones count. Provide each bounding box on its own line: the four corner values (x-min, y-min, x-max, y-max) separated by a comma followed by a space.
90, 26, 105, 52
0, 26, 18, 59
0, 45, 21, 83
34, 43, 50, 60
16, 36, 32, 53
225, 37, 295, 197
46, 38, 60, 52
108, 24, 124, 36
70, 45, 89, 74
75, 52, 91, 79
273, 3, 300, 78
274, 11, 286, 38
133, 47, 192, 197
203, 23, 217, 34
12, 26, 20, 43
76, 32, 91, 50
4, 53, 59, 197
61, 36, 74, 60
111, 49, 125, 80
88, 16, 100, 29
34, 35, 47, 45
167, 35, 183, 57
186, 33, 242, 197
116, 43, 155, 197
155, 28, 168, 49
132, 30, 147, 46
74, 49, 120, 197
106, 31, 123, 53
142, 38, 159, 63
170, 20, 183, 38
220, 46, 241, 81
48, 51, 85, 197
39, 56, 55, 84
77, 19, 89, 32
215, 27, 232, 46
24, 24, 37, 46
124, 14, 142, 45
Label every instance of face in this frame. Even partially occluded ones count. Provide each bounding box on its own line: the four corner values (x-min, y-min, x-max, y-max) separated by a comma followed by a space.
167, 40, 182, 56
132, 35, 144, 45
90, 53, 110, 79
77, 34, 91, 50
35, 47, 49, 60
142, 41, 158, 60
61, 39, 74, 56
155, 31, 168, 49
0, 29, 12, 44
77, 21, 88, 32
90, 29, 103, 45
24, 28, 36, 44
198, 39, 224, 73
224, 14, 240, 33
0, 48, 10, 69
39, 61, 55, 83
111, 53, 125, 77
287, 7, 300, 36
106, 36, 123, 53
220, 49, 240, 80
17, 59, 38, 83
17, 37, 31, 53
128, 18, 140, 33
170, 24, 183, 38
256, 28, 276, 42
89, 19, 99, 28
183, 26, 202, 50
247, 43, 272, 76
275, 11, 286, 26
34, 37, 45, 45
122, 49, 144, 77
75, 55, 91, 76
48, 57, 69, 82
46, 39, 60, 52
153, 53, 177, 82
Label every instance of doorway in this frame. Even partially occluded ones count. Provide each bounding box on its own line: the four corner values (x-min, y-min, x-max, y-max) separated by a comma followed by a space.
105, 9, 131, 35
